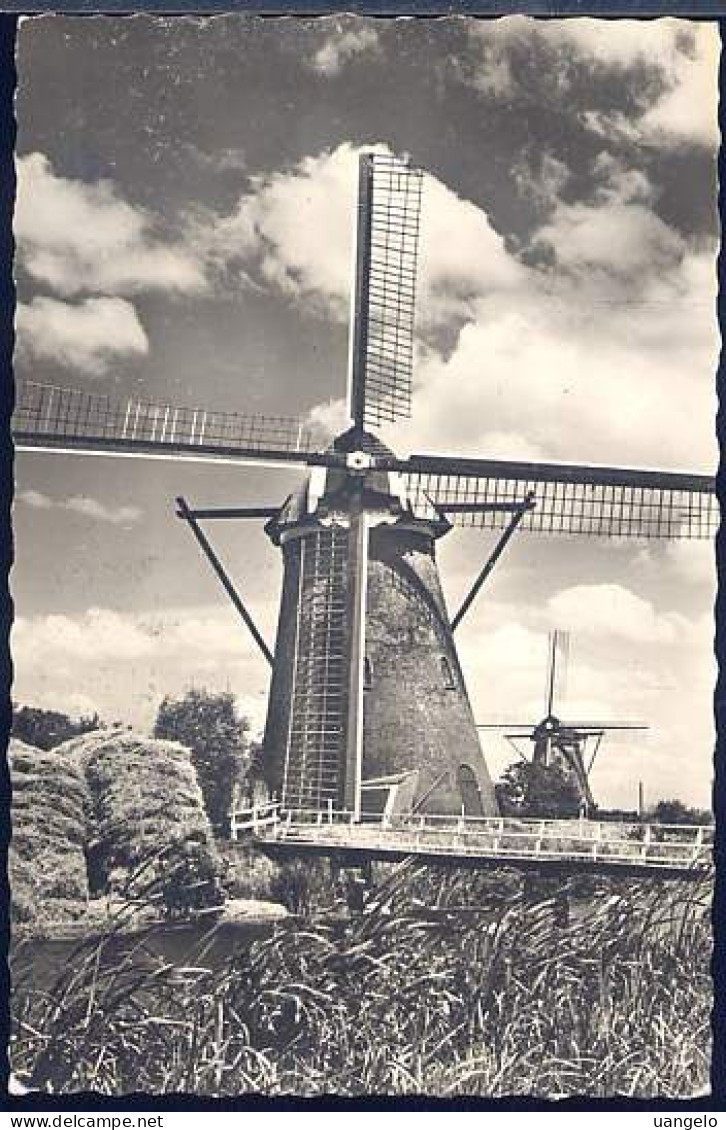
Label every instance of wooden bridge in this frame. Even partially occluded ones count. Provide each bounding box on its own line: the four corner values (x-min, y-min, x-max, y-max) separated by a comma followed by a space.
232, 803, 713, 879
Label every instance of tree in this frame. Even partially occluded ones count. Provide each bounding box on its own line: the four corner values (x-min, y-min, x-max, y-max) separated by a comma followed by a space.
12, 703, 102, 752
496, 761, 582, 819
649, 799, 712, 825
154, 688, 251, 834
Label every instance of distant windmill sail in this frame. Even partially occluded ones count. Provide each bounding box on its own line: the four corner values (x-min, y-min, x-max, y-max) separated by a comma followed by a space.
545, 629, 569, 716
348, 153, 424, 429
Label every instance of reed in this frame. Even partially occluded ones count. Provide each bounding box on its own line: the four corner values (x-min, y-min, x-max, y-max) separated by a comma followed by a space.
11, 863, 711, 1098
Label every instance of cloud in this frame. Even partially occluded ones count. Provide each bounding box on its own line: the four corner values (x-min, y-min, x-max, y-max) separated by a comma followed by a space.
311, 27, 380, 76
206, 142, 365, 318
384, 152, 717, 471
228, 141, 715, 472
15, 152, 207, 297
12, 605, 270, 669
467, 18, 719, 148
208, 141, 522, 330
583, 24, 719, 149
16, 489, 142, 525
16, 295, 149, 376
11, 604, 272, 734
547, 583, 680, 644
307, 396, 350, 438
534, 201, 683, 281
635, 539, 716, 588
16, 489, 53, 510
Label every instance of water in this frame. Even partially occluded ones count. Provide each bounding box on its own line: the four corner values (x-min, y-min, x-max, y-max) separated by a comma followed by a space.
11, 916, 280, 996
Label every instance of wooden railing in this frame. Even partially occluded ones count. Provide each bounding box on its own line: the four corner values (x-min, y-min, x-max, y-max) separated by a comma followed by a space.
229, 799, 280, 839
229, 803, 713, 873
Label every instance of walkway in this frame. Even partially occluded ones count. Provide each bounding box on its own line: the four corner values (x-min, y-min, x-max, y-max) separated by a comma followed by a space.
235, 805, 713, 879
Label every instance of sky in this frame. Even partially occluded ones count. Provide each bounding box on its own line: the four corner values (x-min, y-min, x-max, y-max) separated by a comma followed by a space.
11, 14, 720, 810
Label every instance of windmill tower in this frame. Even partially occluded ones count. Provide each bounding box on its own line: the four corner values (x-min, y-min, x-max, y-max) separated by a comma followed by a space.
13, 153, 717, 827
479, 630, 649, 815
262, 427, 497, 819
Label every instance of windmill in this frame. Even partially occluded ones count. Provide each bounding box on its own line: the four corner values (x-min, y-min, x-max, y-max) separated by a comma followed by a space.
478, 630, 649, 815
13, 152, 717, 825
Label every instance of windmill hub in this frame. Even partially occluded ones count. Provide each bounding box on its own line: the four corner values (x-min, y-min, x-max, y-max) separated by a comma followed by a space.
346, 451, 374, 472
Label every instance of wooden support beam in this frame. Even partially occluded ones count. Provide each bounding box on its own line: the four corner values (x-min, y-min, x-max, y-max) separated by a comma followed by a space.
451, 493, 535, 632
176, 505, 280, 520
176, 495, 274, 667
343, 485, 368, 820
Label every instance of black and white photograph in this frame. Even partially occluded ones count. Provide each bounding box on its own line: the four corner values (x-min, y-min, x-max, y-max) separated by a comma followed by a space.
8, 13, 719, 1099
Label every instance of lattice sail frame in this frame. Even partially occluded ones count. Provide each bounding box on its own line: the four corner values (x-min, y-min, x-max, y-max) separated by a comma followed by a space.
350, 153, 424, 430
282, 526, 350, 812
14, 380, 316, 457
405, 466, 717, 539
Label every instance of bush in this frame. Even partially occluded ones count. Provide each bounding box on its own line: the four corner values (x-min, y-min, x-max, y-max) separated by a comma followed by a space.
159, 840, 225, 919
9, 739, 90, 923
219, 843, 282, 901
270, 859, 333, 918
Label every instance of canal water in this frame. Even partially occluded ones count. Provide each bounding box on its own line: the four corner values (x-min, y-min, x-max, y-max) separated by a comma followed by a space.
11, 889, 597, 998
11, 915, 282, 997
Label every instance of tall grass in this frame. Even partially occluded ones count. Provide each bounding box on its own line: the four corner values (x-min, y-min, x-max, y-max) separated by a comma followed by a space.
11, 863, 711, 1098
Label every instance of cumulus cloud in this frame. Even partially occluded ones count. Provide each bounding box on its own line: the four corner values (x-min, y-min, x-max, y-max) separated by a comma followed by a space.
205, 142, 367, 318
311, 27, 380, 76
388, 153, 716, 471
208, 141, 523, 330
468, 18, 719, 148
16, 295, 149, 376
15, 153, 207, 297
583, 24, 719, 148
635, 539, 716, 588
533, 154, 684, 282
452, 580, 713, 807
307, 396, 350, 438
16, 489, 142, 525
211, 140, 715, 471
547, 583, 680, 644
12, 605, 271, 734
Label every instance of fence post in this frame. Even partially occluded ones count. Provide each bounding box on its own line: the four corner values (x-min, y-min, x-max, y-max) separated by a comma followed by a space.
693, 825, 705, 866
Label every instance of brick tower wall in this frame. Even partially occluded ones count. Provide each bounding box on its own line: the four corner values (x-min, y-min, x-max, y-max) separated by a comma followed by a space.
362, 524, 499, 817
262, 519, 500, 818
260, 539, 301, 799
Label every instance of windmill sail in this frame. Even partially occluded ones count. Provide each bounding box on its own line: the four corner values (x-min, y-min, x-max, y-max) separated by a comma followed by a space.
348, 153, 423, 430
400, 454, 716, 539
13, 380, 318, 467
282, 526, 350, 811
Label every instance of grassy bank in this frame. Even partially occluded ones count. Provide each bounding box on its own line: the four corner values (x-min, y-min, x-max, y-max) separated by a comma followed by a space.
11, 862, 711, 1098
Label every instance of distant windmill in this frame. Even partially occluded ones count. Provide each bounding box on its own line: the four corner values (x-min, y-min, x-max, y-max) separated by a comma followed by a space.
13, 152, 716, 824
478, 630, 649, 815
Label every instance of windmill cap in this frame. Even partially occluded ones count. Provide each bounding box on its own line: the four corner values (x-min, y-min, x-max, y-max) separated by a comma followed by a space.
328, 425, 396, 460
